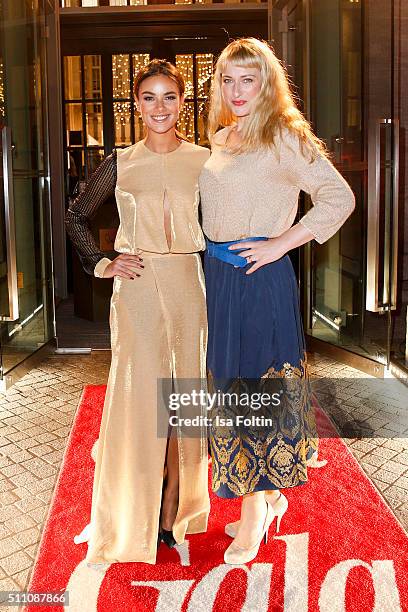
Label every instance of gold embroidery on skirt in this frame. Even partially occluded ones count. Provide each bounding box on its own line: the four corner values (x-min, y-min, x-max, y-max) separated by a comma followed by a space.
208, 350, 319, 496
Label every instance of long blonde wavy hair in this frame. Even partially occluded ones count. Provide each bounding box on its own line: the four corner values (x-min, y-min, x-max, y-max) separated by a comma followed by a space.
208, 37, 329, 160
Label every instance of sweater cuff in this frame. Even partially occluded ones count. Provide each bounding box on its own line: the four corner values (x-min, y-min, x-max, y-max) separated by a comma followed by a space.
93, 257, 112, 278
298, 218, 326, 245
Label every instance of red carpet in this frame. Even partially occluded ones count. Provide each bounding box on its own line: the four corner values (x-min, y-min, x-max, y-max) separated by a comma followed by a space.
24, 385, 408, 611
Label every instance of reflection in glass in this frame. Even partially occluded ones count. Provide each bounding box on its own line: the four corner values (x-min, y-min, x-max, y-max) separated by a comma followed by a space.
65, 103, 83, 145
67, 149, 84, 190
196, 54, 213, 97
112, 55, 130, 98
308, 0, 364, 360
0, 60, 4, 118
174, 53, 214, 145
176, 55, 194, 98
342, 8, 362, 164
197, 100, 209, 146
86, 148, 105, 178
132, 54, 150, 81
64, 56, 82, 100
84, 55, 102, 99
178, 101, 195, 141
114, 101, 132, 146
134, 114, 145, 143
0, 0, 55, 374
86, 102, 103, 146
60, 0, 81, 6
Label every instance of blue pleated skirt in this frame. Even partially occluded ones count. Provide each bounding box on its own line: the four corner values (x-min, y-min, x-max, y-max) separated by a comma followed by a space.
204, 250, 318, 498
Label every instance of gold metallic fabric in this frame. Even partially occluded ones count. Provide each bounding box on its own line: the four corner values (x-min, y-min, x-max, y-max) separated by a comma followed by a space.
87, 140, 211, 563
115, 140, 209, 254
94, 140, 210, 278
86, 252, 210, 564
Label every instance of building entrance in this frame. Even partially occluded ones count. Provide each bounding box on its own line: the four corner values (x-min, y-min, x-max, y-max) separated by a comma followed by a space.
0, 0, 55, 386
274, 0, 407, 377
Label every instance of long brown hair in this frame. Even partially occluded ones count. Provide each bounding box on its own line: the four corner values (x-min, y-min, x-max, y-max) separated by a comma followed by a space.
133, 59, 188, 141
208, 38, 329, 160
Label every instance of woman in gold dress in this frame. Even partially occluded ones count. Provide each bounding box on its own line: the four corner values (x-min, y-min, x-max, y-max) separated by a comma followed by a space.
65, 60, 210, 564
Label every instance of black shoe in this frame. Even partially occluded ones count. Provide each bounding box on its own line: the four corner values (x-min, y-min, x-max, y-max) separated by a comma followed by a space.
160, 529, 176, 549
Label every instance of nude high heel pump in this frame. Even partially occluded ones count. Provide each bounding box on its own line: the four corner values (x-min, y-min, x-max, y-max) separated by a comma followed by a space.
224, 491, 288, 538
223, 499, 274, 565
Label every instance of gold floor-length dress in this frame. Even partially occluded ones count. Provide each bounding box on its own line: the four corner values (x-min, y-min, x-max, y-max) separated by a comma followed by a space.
83, 140, 211, 564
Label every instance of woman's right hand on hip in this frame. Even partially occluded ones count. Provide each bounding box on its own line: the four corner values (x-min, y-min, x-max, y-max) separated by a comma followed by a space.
103, 253, 144, 279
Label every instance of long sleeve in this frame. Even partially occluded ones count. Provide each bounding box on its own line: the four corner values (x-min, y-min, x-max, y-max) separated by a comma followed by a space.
65, 151, 117, 277
281, 130, 355, 244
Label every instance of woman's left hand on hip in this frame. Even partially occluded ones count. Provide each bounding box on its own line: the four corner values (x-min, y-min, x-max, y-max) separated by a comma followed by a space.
229, 238, 287, 274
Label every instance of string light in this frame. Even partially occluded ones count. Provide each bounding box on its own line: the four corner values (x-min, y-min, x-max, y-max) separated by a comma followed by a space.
112, 54, 130, 97
196, 53, 213, 95
175, 54, 213, 140
111, 54, 149, 144
0, 61, 5, 119
65, 53, 213, 145
132, 54, 150, 78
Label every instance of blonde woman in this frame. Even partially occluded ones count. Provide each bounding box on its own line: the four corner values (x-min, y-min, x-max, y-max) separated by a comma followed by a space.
199, 38, 355, 565
66, 60, 210, 563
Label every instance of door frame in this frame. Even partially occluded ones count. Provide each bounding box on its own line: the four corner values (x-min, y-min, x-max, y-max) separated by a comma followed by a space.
272, 0, 404, 377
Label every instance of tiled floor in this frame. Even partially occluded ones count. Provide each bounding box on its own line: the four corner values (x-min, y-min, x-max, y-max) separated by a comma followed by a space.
0, 350, 406, 606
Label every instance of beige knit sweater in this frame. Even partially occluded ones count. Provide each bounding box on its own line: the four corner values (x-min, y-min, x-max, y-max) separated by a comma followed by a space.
199, 126, 355, 244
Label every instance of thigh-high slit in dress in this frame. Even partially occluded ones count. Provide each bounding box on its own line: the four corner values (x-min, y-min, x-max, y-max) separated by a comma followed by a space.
66, 139, 211, 562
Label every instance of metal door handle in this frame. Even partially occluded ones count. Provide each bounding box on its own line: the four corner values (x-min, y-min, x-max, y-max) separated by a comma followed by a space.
366, 118, 399, 312
1, 126, 19, 321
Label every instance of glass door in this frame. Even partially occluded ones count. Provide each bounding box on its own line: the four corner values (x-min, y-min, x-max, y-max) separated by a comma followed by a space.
273, 0, 404, 371
306, 0, 403, 370
305, 0, 366, 358
271, 0, 305, 280
363, 0, 402, 370
0, 0, 55, 379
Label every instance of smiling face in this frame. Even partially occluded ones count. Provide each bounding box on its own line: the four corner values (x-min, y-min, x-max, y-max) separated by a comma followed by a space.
221, 62, 262, 118
136, 74, 184, 135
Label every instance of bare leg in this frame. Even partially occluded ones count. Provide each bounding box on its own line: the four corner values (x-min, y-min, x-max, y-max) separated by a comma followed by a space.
161, 433, 179, 531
